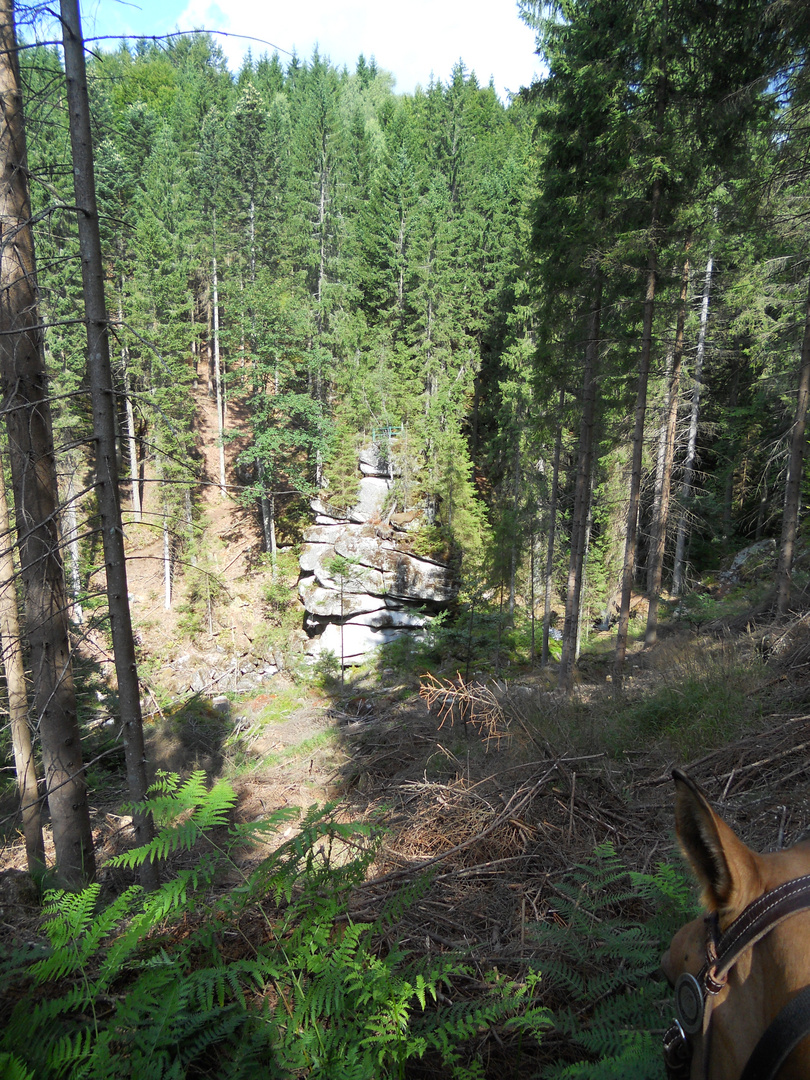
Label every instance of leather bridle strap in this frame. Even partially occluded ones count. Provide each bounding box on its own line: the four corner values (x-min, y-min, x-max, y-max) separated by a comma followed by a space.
739, 983, 810, 1080
708, 874, 810, 987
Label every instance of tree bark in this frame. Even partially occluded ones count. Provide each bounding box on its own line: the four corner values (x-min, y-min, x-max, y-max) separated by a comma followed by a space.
672, 252, 713, 596
0, 455, 45, 876
60, 0, 157, 888
0, 0, 95, 887
542, 390, 565, 667
163, 502, 172, 611
61, 452, 84, 624
645, 244, 690, 645
559, 278, 601, 692
509, 438, 520, 616
211, 213, 226, 496
119, 289, 141, 523
614, 177, 660, 690
776, 272, 810, 615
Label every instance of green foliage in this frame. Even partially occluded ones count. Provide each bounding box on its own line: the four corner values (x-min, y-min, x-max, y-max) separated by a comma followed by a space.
617, 642, 762, 757
530, 843, 697, 1079
1, 773, 547, 1079
311, 648, 341, 685
0, 1053, 36, 1080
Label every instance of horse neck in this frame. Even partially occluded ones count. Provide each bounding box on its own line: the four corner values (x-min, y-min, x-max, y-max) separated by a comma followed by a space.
708, 913, 810, 1080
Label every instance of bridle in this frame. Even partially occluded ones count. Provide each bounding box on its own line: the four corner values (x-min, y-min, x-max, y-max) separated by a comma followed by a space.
664, 873, 810, 1080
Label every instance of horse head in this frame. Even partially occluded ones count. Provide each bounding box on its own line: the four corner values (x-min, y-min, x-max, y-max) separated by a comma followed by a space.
662, 769, 810, 1080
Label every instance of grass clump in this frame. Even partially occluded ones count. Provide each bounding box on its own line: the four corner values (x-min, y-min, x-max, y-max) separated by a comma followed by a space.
616, 640, 763, 758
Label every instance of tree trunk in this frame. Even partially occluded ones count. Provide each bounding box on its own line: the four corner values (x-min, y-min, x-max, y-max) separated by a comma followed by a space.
62, 454, 84, 624
0, 454, 45, 876
722, 353, 741, 539
776, 273, 810, 615
645, 244, 690, 645
163, 504, 172, 610
530, 515, 536, 664
542, 391, 565, 667
575, 488, 594, 661
509, 440, 520, 616
0, 0, 95, 887
613, 154, 663, 690
61, 0, 157, 888
672, 252, 713, 596
211, 215, 226, 497
120, 289, 141, 523
559, 279, 601, 692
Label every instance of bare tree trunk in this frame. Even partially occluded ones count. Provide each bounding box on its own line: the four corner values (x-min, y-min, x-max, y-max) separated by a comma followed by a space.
542, 391, 565, 666
776, 273, 810, 615
120, 289, 141, 523
645, 244, 690, 645
0, 0, 95, 887
530, 515, 536, 664
575, 488, 594, 661
614, 168, 662, 689
163, 504, 172, 611
559, 280, 601, 692
61, 0, 157, 888
0, 455, 45, 876
211, 215, 226, 497
62, 454, 84, 624
722, 353, 741, 539
509, 439, 520, 616
672, 252, 713, 596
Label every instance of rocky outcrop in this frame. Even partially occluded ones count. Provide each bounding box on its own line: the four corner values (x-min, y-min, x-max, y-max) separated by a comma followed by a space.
299, 442, 455, 665
299, 521, 455, 663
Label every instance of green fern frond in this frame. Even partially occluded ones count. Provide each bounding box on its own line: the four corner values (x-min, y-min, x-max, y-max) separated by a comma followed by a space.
45, 1029, 95, 1078
110, 772, 237, 870
531, 843, 696, 1079
1, 780, 551, 1080
0, 1053, 35, 1080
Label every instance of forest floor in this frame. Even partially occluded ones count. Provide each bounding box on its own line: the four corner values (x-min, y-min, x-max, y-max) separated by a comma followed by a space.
3, 603, 810, 1075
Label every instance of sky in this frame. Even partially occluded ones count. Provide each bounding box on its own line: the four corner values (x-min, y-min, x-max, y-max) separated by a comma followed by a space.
76, 0, 542, 100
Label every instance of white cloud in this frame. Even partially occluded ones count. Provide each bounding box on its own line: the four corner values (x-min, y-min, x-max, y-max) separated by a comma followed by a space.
85, 0, 540, 99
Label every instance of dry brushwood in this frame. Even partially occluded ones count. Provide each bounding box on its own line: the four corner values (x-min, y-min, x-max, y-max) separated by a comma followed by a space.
419, 672, 511, 747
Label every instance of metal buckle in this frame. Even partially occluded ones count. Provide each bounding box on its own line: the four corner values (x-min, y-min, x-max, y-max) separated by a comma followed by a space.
675, 971, 705, 1035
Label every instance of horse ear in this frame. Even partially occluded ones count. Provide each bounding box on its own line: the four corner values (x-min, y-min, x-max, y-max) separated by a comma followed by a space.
673, 769, 761, 912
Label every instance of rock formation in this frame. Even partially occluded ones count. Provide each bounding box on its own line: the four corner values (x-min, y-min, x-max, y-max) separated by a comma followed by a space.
299, 441, 456, 665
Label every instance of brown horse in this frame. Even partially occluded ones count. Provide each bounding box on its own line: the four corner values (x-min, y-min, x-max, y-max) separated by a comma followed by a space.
661, 769, 810, 1080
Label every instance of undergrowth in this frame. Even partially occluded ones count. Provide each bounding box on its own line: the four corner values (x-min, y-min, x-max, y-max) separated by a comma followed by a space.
617, 640, 763, 757
530, 842, 696, 1079
0, 773, 549, 1079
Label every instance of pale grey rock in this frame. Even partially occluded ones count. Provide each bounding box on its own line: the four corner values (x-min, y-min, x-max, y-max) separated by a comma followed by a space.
327, 531, 454, 601
348, 476, 392, 524
310, 553, 386, 595
719, 538, 776, 584
299, 460, 454, 665
347, 607, 427, 629
303, 523, 345, 545
359, 445, 397, 478
305, 621, 407, 663
298, 578, 387, 618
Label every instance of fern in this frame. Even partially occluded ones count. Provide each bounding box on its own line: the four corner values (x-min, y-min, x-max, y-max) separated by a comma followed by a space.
108, 771, 237, 867
0, 1053, 35, 1080
1, 772, 549, 1079
531, 842, 697, 1079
